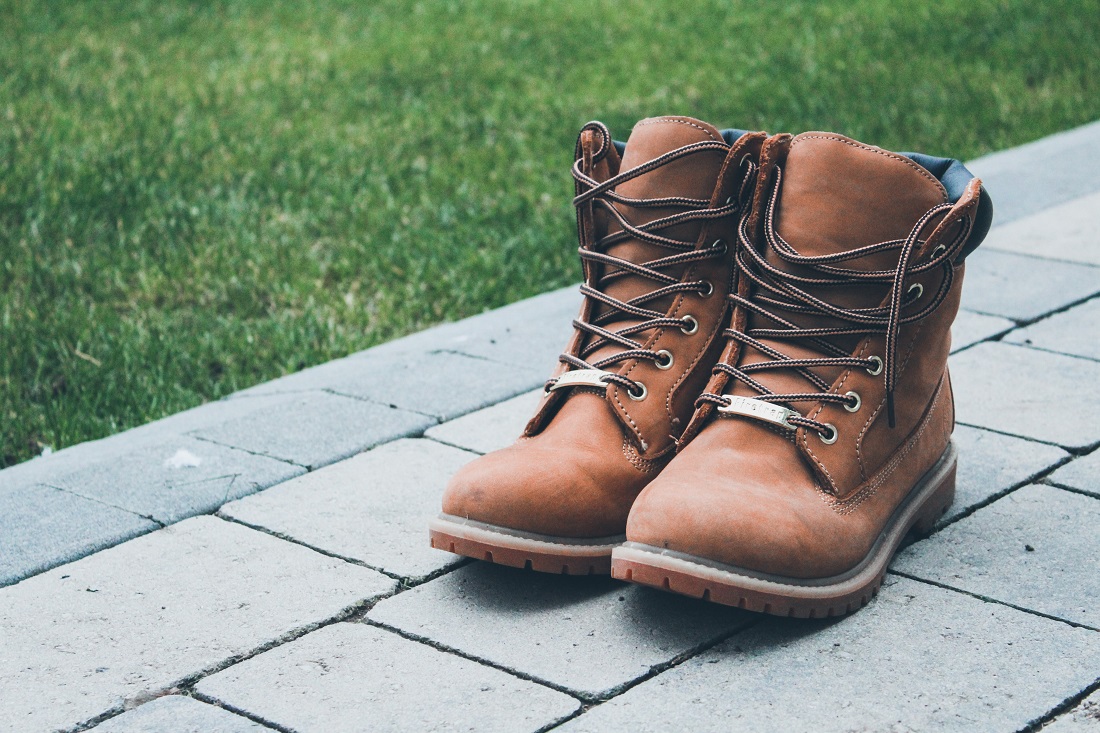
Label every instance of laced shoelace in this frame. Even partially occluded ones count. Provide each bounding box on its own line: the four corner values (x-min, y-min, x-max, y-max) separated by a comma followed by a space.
698, 166, 972, 438
545, 124, 756, 398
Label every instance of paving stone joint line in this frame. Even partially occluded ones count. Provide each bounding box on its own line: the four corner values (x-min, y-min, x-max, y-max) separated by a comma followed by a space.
888, 569, 1100, 633
66, 596, 386, 733
1017, 678, 1100, 733
186, 692, 297, 733
926, 449, 1077, 534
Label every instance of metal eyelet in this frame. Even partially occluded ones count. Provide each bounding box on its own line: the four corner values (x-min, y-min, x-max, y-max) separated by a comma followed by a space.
818, 423, 838, 445
698, 280, 714, 298
725, 196, 734, 205
680, 315, 699, 335
843, 391, 861, 413
866, 355, 884, 376
932, 244, 948, 258
907, 283, 924, 301
654, 350, 674, 370
628, 381, 647, 401
710, 239, 727, 254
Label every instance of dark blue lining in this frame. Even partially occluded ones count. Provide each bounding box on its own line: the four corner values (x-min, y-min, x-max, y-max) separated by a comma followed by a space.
900, 152, 993, 260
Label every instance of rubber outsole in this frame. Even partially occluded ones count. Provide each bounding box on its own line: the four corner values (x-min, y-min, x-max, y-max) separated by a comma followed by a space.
611, 443, 957, 617
428, 514, 622, 575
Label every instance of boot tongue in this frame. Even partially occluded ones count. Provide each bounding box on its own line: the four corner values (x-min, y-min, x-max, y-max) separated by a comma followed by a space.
615, 116, 725, 200
731, 133, 949, 400
586, 116, 727, 364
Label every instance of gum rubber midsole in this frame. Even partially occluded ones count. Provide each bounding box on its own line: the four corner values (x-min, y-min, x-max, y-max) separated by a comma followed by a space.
612, 441, 957, 599
429, 514, 624, 558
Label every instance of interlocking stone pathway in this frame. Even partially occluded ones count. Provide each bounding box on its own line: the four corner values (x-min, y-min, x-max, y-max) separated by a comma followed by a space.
2, 121, 1099, 732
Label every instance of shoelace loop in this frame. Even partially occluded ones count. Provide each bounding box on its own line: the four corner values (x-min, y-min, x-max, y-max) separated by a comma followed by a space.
699, 165, 971, 437
546, 124, 755, 397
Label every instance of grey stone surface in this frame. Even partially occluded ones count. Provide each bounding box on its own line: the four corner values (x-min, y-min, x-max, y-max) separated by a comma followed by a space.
0, 516, 394, 733
967, 119, 1100, 225
48, 435, 303, 525
196, 623, 579, 733
221, 439, 475, 581
950, 342, 1100, 449
0, 394, 303, 499
947, 425, 1069, 525
368, 562, 752, 699
1005, 296, 1100, 361
985, 190, 1100, 266
1048, 448, 1100, 497
895, 484, 1100, 628
1045, 690, 1100, 732
961, 249, 1100, 321
558, 576, 1100, 733
192, 391, 432, 469
425, 389, 542, 454
92, 696, 270, 732
0, 484, 156, 587
951, 309, 1014, 352
233, 349, 545, 422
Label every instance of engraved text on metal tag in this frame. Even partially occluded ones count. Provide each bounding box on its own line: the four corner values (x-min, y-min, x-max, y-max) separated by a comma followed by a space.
548, 369, 612, 393
716, 394, 799, 429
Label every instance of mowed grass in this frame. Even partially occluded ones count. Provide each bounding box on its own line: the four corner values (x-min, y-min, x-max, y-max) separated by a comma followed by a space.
2, 0, 1099, 466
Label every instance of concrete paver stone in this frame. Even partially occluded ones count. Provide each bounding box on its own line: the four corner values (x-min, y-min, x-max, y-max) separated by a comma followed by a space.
950, 342, 1100, 449
951, 309, 1014, 352
367, 562, 753, 699
960, 249, 1099, 322
233, 349, 546, 423
984, 190, 1100, 266
1005, 296, 1100, 362
425, 389, 542, 455
47, 435, 304, 524
947, 425, 1069, 525
0, 484, 156, 587
221, 438, 476, 581
894, 484, 1100, 628
191, 392, 432, 469
1047, 448, 1100, 497
558, 576, 1100, 733
0, 517, 394, 733
196, 623, 579, 733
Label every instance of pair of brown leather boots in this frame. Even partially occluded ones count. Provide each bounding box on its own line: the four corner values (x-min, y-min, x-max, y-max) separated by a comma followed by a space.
429, 116, 992, 618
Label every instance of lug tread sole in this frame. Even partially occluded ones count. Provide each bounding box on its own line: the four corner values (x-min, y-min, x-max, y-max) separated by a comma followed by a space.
429, 517, 616, 575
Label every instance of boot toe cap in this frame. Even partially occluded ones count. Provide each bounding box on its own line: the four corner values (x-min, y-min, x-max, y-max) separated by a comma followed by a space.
626, 464, 856, 579
442, 442, 632, 539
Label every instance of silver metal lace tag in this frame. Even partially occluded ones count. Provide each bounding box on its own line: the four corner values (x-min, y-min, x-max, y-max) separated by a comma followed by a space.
716, 395, 799, 429
547, 369, 612, 393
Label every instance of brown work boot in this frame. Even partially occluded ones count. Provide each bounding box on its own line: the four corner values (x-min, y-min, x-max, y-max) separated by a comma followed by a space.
612, 131, 993, 613
430, 117, 766, 574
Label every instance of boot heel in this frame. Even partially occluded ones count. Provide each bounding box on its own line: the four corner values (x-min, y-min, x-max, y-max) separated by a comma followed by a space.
910, 459, 956, 537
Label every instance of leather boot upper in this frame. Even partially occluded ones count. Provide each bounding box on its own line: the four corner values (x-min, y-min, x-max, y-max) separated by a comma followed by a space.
627, 132, 988, 575
443, 117, 765, 538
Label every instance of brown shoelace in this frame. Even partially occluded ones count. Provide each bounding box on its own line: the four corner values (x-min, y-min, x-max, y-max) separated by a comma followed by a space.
699, 166, 972, 437
546, 122, 755, 398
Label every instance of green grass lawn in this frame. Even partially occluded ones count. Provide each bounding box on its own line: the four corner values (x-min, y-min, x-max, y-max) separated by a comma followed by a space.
2, 0, 1099, 467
